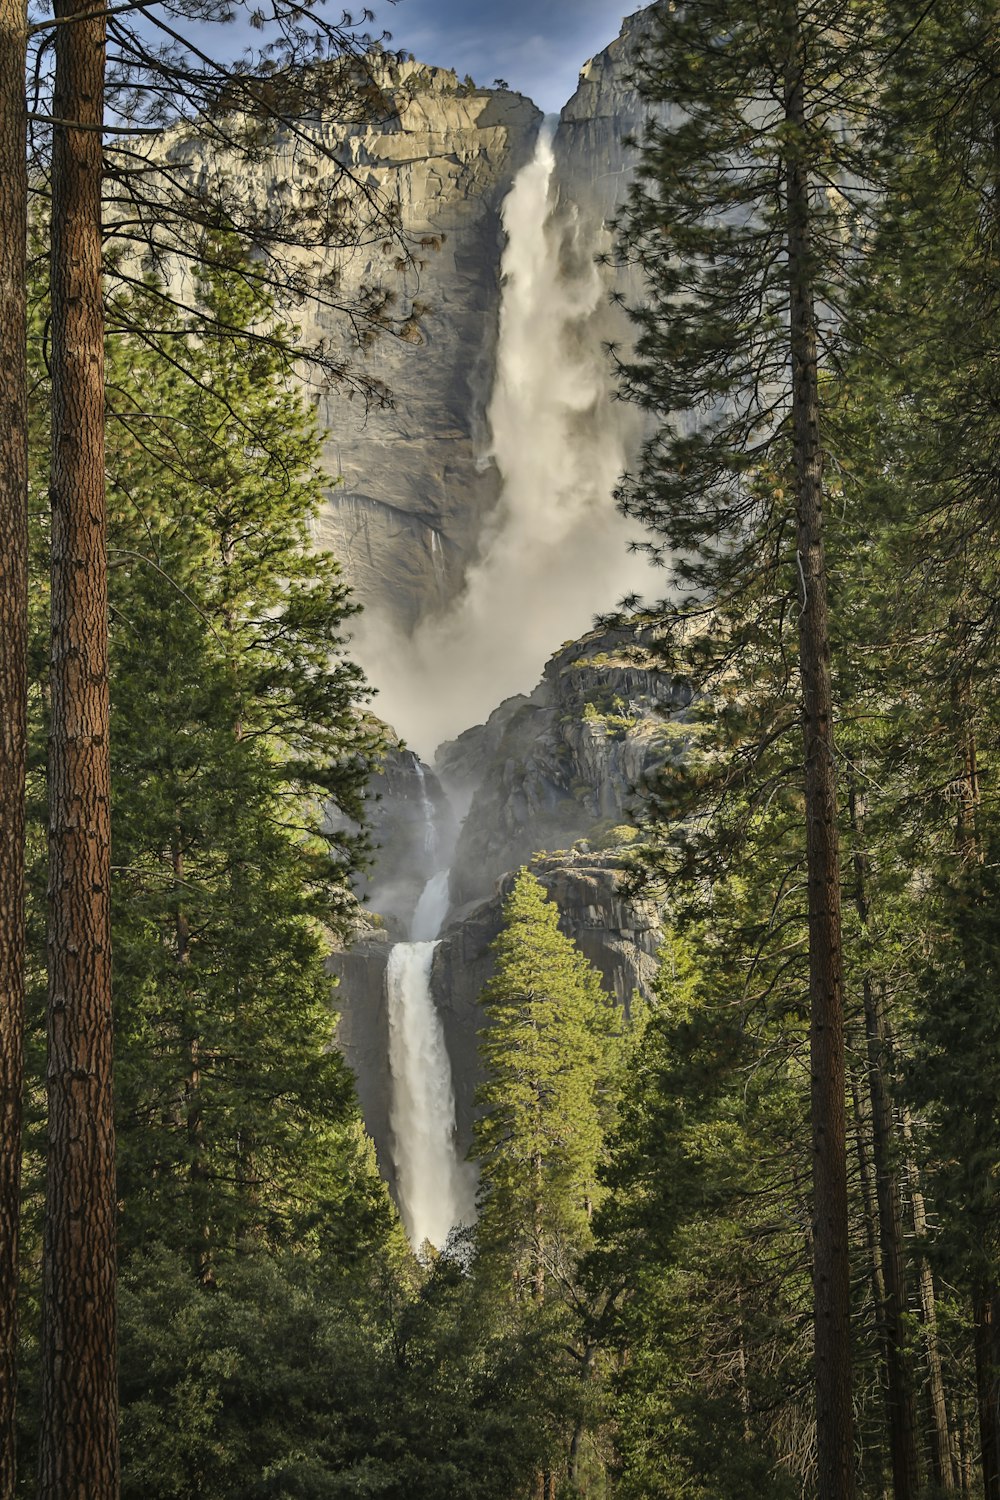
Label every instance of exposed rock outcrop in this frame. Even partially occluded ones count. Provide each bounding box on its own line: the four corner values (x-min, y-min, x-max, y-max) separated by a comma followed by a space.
438, 627, 687, 908
330, 624, 683, 1181
307, 70, 543, 632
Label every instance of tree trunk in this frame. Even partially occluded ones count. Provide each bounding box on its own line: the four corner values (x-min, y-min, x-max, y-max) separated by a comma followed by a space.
974, 1286, 1000, 1500
0, 0, 28, 1490
848, 786, 921, 1500
901, 1109, 956, 1490
784, 18, 854, 1497
38, 0, 119, 1494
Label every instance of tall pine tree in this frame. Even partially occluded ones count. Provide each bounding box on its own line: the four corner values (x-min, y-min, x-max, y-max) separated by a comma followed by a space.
615, 4, 880, 1488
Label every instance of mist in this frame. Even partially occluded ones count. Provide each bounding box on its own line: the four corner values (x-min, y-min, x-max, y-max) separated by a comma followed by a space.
356, 123, 647, 760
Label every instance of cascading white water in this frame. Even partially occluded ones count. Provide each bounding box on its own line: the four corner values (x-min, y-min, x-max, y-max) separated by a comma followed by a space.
359, 119, 647, 756
413, 759, 437, 860
386, 800, 476, 1251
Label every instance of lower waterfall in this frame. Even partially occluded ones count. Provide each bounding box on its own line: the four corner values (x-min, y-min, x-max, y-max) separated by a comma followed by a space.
386, 870, 477, 1251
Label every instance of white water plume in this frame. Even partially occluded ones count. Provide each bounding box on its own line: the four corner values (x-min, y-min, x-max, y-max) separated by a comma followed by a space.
386, 858, 476, 1251
358, 121, 646, 757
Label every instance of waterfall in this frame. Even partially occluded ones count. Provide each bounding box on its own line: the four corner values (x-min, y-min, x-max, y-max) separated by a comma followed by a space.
413, 758, 438, 862
386, 788, 476, 1252
356, 119, 646, 757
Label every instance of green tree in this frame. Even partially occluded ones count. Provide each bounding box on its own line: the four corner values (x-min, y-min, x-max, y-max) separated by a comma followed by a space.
474, 870, 617, 1299
615, 2, 884, 1488
14, 257, 395, 1487
473, 870, 622, 1497
98, 261, 384, 1271
591, 927, 809, 1500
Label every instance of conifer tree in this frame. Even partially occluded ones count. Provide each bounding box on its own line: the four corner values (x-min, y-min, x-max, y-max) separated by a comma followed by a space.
40, 0, 119, 1490
616, 4, 878, 1489
18, 9, 411, 1483
0, 0, 28, 1490
474, 870, 617, 1300
833, 5, 1000, 1482
473, 870, 621, 1497
96, 262, 384, 1268
591, 925, 811, 1500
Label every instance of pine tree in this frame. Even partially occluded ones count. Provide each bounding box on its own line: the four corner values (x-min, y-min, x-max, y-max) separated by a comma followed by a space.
39, 0, 119, 1490
591, 927, 810, 1500
831, 6, 1000, 1482
96, 261, 384, 1270
473, 870, 622, 1497
474, 871, 617, 1299
615, 5, 881, 1488
0, 0, 28, 1491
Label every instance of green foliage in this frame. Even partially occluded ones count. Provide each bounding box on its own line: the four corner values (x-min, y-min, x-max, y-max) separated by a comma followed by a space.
591, 925, 811, 1500
474, 871, 620, 1293
113, 1243, 556, 1500
93, 262, 388, 1271
909, 849, 1000, 1291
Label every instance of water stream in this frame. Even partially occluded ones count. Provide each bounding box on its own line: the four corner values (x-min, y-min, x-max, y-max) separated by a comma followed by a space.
381, 118, 642, 1246
385, 797, 476, 1251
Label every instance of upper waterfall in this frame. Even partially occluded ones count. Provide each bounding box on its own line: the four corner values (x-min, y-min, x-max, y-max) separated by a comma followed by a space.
360, 115, 648, 755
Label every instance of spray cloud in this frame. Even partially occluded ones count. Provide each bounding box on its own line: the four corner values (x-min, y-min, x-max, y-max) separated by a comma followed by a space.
357, 123, 647, 757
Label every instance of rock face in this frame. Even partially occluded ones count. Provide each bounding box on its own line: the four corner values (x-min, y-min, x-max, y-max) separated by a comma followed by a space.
150, 55, 542, 634
313, 10, 662, 1201
551, 8, 653, 298
330, 625, 684, 1182
305, 66, 544, 633
437, 627, 686, 909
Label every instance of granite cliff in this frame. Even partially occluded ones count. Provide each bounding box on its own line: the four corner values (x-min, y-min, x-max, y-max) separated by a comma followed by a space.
313, 12, 663, 1204
145, 9, 665, 1217
329, 627, 682, 1188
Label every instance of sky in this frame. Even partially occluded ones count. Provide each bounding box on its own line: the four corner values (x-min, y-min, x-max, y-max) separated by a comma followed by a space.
366, 0, 634, 113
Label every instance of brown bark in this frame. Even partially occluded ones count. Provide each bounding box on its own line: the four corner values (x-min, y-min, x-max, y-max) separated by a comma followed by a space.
0, 0, 28, 1490
901, 1109, 956, 1491
974, 1288, 1000, 1500
848, 787, 921, 1500
38, 0, 119, 1494
850, 1064, 885, 1316
784, 18, 854, 1497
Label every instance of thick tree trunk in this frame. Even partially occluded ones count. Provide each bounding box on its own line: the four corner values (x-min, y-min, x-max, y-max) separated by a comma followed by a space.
0, 0, 28, 1491
784, 24, 854, 1499
38, 0, 119, 1495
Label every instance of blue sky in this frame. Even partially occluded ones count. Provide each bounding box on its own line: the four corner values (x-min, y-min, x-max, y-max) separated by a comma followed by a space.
369, 0, 634, 112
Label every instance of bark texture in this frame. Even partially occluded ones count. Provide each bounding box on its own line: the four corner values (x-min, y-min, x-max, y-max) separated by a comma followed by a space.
38, 0, 119, 1493
0, 0, 28, 1491
784, 20, 854, 1496
849, 788, 921, 1500
975, 1288, 1000, 1500
901, 1111, 956, 1491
